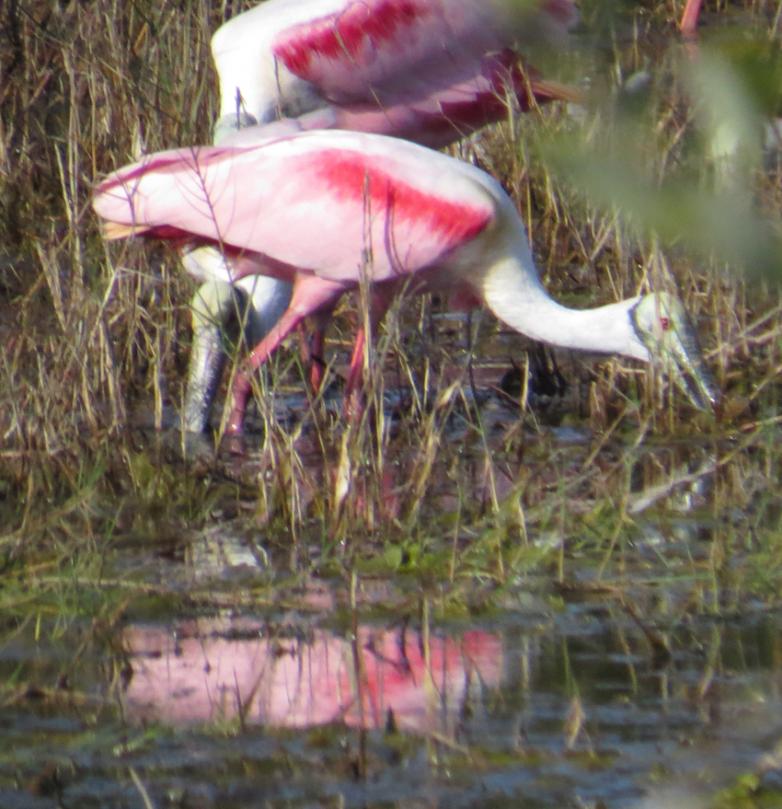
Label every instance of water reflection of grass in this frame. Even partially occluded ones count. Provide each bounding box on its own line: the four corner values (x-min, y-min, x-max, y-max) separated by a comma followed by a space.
2, 0, 782, 742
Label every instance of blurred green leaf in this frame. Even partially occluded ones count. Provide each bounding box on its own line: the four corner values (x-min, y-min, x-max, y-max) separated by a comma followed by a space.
687, 46, 764, 173
538, 43, 782, 276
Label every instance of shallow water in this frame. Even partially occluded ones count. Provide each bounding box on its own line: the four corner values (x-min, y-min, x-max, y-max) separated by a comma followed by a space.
3, 322, 777, 807
2, 581, 782, 808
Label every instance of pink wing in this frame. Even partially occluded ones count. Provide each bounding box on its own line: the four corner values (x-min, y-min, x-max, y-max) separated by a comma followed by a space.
92, 133, 494, 284
326, 49, 557, 147
272, 0, 576, 104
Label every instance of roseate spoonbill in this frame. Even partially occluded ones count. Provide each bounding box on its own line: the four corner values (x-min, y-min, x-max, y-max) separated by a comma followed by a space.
210, 0, 579, 143
182, 0, 582, 431
93, 130, 718, 436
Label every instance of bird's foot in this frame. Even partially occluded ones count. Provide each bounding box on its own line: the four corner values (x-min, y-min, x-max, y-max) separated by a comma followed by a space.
222, 409, 247, 455
222, 430, 246, 456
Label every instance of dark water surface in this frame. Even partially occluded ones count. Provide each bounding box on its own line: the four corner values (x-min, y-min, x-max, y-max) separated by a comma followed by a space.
2, 586, 781, 808
3, 333, 779, 807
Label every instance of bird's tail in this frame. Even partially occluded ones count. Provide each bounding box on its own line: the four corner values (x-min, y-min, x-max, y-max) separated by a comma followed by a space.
101, 221, 151, 240
528, 78, 585, 106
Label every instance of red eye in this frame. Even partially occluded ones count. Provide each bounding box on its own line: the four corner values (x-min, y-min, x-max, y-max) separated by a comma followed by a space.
660, 316, 671, 331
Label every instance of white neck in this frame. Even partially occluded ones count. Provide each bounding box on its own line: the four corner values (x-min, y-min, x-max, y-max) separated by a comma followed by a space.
479, 243, 650, 362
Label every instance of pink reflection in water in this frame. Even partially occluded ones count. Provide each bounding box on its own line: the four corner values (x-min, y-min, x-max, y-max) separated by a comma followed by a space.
122, 619, 502, 733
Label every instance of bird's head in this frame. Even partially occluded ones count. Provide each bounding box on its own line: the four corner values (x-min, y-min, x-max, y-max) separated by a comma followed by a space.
631, 292, 719, 412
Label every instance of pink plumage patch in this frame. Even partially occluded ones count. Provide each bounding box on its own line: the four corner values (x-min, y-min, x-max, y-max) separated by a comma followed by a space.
274, 0, 428, 77
308, 149, 492, 252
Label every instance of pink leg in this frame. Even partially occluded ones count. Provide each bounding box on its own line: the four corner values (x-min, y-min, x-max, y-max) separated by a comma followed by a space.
343, 286, 395, 419
345, 328, 367, 400
679, 0, 703, 37
227, 276, 345, 435
297, 310, 332, 394
227, 307, 307, 434
308, 324, 327, 393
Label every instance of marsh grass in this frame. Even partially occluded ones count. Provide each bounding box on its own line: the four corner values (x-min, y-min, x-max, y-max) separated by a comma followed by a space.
2, 0, 782, 636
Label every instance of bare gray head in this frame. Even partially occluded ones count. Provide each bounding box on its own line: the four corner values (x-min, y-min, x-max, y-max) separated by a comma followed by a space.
631, 292, 719, 411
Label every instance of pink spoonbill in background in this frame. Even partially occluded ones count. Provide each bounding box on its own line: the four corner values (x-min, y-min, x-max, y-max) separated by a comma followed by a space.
93, 130, 718, 436
182, 0, 582, 432
209, 0, 579, 144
